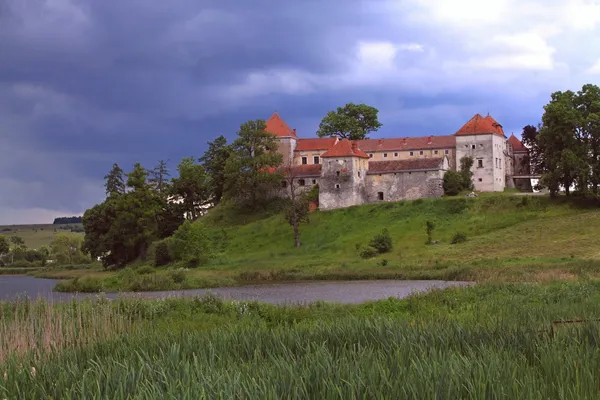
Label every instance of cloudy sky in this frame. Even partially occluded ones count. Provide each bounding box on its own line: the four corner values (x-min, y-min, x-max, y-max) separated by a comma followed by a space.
1, 0, 599, 224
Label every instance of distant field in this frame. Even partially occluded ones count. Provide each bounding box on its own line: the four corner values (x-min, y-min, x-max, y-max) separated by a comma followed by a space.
0, 224, 84, 249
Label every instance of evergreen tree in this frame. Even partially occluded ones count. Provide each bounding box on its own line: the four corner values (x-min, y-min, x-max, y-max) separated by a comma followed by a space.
199, 136, 230, 205
171, 157, 211, 221
224, 119, 284, 209
104, 163, 125, 196
149, 159, 171, 195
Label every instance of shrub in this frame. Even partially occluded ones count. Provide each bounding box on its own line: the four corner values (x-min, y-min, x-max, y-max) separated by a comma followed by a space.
359, 246, 378, 259
378, 259, 388, 267
443, 171, 464, 196
136, 265, 156, 275
451, 232, 468, 244
168, 269, 187, 284
169, 221, 214, 266
425, 221, 435, 244
369, 228, 392, 254
154, 240, 171, 267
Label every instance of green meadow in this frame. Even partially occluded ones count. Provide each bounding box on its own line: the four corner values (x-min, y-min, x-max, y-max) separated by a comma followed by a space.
0, 224, 84, 249
43, 193, 600, 292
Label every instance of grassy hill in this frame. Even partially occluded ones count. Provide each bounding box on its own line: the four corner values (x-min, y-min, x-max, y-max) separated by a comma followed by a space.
0, 224, 84, 249
200, 193, 600, 283
45, 193, 600, 292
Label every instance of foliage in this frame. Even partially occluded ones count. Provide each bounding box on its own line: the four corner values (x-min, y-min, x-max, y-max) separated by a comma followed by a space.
9, 236, 24, 246
153, 240, 171, 267
359, 246, 378, 259
171, 157, 211, 221
443, 171, 464, 196
531, 84, 600, 196
148, 159, 170, 195
52, 216, 82, 224
50, 233, 86, 265
0, 236, 8, 255
199, 135, 231, 205
316, 102, 383, 140
451, 232, 467, 244
281, 165, 311, 248
369, 228, 392, 254
224, 119, 283, 209
425, 220, 435, 244
459, 156, 474, 191
103, 163, 125, 196
169, 221, 214, 266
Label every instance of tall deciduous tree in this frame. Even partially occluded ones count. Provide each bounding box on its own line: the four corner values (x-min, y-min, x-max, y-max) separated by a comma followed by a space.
104, 163, 126, 196
50, 232, 85, 264
281, 165, 310, 248
199, 135, 230, 205
316, 103, 382, 140
0, 236, 9, 255
171, 157, 211, 221
459, 156, 474, 191
224, 119, 283, 209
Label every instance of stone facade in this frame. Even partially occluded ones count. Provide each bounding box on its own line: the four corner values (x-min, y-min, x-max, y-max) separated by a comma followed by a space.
265, 111, 531, 210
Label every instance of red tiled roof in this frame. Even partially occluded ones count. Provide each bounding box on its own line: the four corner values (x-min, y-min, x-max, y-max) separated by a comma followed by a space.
321, 139, 370, 159
295, 137, 338, 151
357, 135, 455, 152
508, 133, 528, 152
277, 164, 322, 177
455, 114, 505, 137
367, 158, 444, 174
265, 112, 297, 138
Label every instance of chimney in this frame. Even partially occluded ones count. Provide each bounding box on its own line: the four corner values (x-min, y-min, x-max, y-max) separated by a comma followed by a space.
403, 138, 407, 146
377, 139, 383, 146
427, 135, 432, 144
351, 141, 358, 153
293, 128, 296, 135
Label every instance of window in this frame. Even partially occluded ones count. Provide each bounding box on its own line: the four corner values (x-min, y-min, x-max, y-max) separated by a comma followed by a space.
378, 192, 384, 201
282, 181, 287, 188
336, 171, 340, 176
383, 153, 388, 158
419, 151, 424, 156
299, 179, 306, 186
358, 171, 361, 178
477, 159, 483, 168
313, 156, 320, 164
409, 151, 414, 156
369, 153, 373, 158
312, 179, 317, 184
445, 149, 449, 155
478, 178, 483, 182
394, 152, 398, 157
471, 144, 476, 149
335, 184, 340, 189
434, 150, 439, 155
301, 157, 307, 165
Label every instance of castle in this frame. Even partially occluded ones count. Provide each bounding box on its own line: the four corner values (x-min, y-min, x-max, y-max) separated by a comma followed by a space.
268, 112, 532, 210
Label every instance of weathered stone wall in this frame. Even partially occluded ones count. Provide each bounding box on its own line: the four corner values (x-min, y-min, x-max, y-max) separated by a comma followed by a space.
276, 138, 297, 165
365, 170, 444, 202
513, 152, 530, 175
456, 134, 506, 192
319, 157, 368, 210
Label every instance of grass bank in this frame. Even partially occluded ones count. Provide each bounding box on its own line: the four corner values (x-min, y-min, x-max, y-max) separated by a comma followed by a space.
2, 280, 600, 397
45, 194, 600, 292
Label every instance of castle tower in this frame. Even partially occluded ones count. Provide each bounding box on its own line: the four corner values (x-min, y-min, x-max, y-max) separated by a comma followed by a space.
265, 112, 297, 165
319, 139, 370, 210
454, 113, 507, 192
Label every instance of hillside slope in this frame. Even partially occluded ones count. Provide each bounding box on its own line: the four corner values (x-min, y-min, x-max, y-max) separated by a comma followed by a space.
201, 194, 600, 282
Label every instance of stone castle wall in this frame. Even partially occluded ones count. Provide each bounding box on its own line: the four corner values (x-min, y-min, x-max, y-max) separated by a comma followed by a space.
365, 170, 444, 203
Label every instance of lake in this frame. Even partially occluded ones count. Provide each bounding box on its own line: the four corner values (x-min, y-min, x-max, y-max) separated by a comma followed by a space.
0, 276, 472, 304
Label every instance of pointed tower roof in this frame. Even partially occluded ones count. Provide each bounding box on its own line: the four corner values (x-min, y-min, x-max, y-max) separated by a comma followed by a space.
321, 139, 370, 158
508, 133, 528, 152
265, 112, 298, 138
455, 113, 505, 137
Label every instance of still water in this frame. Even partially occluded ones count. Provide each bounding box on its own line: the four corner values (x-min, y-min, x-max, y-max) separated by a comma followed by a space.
0, 276, 472, 304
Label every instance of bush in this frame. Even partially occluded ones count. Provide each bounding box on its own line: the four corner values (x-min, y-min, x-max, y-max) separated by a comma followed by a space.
443, 171, 464, 196
169, 221, 214, 266
154, 240, 171, 267
426, 221, 435, 244
136, 265, 156, 275
451, 232, 468, 244
359, 246, 378, 259
168, 269, 187, 284
369, 229, 392, 254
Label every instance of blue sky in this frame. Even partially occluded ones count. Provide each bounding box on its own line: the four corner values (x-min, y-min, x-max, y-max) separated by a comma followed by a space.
1, 0, 600, 224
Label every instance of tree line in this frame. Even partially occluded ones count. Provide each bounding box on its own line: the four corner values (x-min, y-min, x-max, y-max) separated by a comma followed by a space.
53, 216, 83, 224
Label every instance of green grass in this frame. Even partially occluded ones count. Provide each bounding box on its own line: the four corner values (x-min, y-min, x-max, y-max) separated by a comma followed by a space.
48, 194, 600, 292
0, 224, 84, 249
3, 280, 600, 397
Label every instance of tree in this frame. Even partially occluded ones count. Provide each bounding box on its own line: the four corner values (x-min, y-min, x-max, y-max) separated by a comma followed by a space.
459, 156, 474, 191
50, 233, 84, 264
104, 163, 126, 196
0, 236, 9, 255
168, 220, 213, 266
200, 135, 230, 205
149, 160, 171, 195
281, 165, 310, 247
10, 236, 24, 246
316, 103, 382, 140
224, 119, 284, 209
171, 157, 211, 221
521, 125, 542, 174
443, 171, 463, 196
